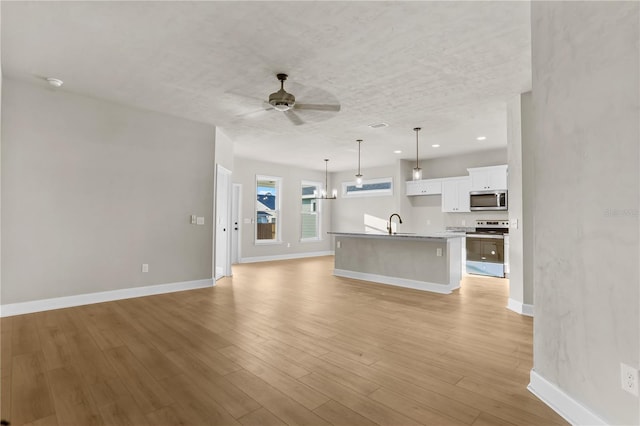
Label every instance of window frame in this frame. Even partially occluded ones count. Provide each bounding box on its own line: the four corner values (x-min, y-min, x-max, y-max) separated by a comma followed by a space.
341, 177, 394, 198
255, 174, 282, 245
300, 180, 322, 242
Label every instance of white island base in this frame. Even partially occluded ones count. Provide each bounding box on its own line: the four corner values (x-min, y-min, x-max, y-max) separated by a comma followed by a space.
329, 232, 464, 294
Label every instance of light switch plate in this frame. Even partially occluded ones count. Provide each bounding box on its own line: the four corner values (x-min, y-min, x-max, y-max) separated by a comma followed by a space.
436, 248, 443, 257
196, 217, 204, 225
190, 215, 197, 224
142, 264, 149, 273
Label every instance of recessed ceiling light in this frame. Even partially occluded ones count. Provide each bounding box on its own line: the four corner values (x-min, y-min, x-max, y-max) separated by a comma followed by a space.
476, 136, 487, 141
393, 150, 402, 154
46, 77, 64, 88
368, 122, 389, 129
432, 144, 440, 148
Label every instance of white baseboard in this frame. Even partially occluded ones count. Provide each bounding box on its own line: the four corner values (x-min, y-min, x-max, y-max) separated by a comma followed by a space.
507, 298, 534, 317
0, 278, 214, 317
528, 369, 607, 426
333, 269, 458, 294
240, 251, 334, 264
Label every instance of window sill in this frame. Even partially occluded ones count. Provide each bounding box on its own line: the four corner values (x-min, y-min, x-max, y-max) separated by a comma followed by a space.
255, 240, 282, 246
300, 238, 323, 243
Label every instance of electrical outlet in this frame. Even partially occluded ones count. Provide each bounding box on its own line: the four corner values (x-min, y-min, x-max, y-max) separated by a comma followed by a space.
142, 264, 149, 273
336, 241, 341, 249
436, 248, 443, 257
621, 363, 639, 396
196, 217, 204, 225
287, 242, 291, 248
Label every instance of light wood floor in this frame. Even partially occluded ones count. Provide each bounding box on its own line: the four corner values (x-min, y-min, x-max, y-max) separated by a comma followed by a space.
0, 256, 566, 426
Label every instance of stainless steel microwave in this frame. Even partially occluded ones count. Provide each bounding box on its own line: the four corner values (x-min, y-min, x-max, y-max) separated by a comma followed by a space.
469, 190, 508, 211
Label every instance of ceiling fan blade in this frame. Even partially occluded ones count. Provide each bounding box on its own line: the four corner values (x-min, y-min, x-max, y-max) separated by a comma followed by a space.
236, 102, 273, 118
295, 103, 341, 112
284, 110, 305, 126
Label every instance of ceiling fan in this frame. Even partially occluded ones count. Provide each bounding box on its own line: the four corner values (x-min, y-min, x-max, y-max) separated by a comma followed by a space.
262, 73, 341, 126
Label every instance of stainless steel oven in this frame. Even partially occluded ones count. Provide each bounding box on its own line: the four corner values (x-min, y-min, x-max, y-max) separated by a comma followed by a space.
466, 220, 509, 278
470, 190, 508, 211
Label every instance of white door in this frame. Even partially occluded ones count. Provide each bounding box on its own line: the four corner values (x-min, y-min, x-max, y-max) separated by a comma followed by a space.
231, 183, 242, 264
215, 165, 232, 280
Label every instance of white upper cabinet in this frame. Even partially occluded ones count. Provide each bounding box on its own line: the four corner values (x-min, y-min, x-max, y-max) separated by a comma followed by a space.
441, 177, 471, 213
467, 165, 508, 191
406, 179, 442, 196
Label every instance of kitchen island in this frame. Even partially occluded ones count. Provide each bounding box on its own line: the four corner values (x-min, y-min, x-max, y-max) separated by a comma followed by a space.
328, 232, 465, 294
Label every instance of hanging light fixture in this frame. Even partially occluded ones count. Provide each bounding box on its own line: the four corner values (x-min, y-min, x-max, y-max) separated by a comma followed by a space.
355, 139, 364, 188
315, 159, 337, 199
412, 127, 423, 180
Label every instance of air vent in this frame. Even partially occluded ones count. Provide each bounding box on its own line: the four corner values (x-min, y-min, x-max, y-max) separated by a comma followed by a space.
368, 122, 389, 129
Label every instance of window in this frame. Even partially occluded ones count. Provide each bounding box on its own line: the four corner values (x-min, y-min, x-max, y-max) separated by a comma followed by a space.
255, 175, 281, 243
301, 181, 321, 241
342, 177, 394, 198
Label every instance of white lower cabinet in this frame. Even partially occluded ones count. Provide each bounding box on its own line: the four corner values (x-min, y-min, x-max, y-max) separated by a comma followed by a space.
441, 177, 471, 213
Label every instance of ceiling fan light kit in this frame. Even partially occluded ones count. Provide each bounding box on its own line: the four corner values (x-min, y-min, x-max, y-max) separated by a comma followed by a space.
263, 73, 341, 125
413, 127, 423, 181
46, 77, 63, 87
268, 73, 296, 111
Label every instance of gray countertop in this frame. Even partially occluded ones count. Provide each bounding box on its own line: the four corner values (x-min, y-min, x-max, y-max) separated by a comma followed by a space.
327, 231, 466, 241
445, 226, 475, 232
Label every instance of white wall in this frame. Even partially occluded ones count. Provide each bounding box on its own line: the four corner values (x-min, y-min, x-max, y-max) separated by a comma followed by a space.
0, 5, 3, 306
507, 95, 524, 306
521, 93, 534, 306
1, 78, 216, 304
233, 156, 332, 260
507, 92, 534, 309
531, 2, 639, 424
331, 164, 402, 233
215, 127, 234, 171
400, 149, 509, 233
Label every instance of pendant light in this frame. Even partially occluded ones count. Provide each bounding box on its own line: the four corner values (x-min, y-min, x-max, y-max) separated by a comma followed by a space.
315, 159, 337, 199
412, 127, 423, 180
355, 139, 364, 188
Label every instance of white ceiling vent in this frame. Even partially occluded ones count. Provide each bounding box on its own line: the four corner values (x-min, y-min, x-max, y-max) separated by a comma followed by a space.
368, 122, 389, 129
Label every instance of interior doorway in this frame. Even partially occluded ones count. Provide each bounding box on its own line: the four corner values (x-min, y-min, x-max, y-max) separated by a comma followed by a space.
215, 164, 232, 280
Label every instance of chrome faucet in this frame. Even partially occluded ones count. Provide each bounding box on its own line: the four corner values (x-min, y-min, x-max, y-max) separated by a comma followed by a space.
387, 213, 403, 234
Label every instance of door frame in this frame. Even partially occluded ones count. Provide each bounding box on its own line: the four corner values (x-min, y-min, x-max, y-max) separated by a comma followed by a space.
231, 183, 242, 265
215, 164, 232, 280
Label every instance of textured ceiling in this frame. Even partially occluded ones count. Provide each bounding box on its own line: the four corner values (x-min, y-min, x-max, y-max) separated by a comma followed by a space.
1, 1, 531, 172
